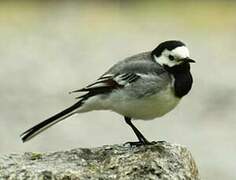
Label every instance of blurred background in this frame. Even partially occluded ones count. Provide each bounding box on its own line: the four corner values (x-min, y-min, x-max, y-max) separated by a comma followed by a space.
0, 0, 236, 179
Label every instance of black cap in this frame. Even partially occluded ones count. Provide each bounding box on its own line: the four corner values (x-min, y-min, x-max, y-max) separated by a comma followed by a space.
151, 40, 186, 57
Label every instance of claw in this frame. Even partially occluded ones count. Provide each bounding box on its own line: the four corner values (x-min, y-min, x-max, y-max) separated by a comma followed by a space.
124, 140, 156, 147
124, 141, 144, 147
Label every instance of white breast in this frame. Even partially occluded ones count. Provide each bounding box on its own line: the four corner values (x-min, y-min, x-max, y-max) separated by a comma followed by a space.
107, 84, 180, 120
77, 84, 180, 120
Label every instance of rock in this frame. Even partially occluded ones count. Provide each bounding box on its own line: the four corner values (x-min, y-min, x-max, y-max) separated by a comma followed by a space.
0, 142, 200, 180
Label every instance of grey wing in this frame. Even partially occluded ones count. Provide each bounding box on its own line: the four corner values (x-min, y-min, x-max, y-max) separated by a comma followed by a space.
104, 51, 166, 75
71, 52, 171, 99
103, 51, 171, 97
120, 73, 171, 98
70, 73, 141, 100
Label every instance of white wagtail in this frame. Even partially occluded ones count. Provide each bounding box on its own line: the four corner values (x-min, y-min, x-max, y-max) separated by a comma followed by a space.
21, 40, 195, 145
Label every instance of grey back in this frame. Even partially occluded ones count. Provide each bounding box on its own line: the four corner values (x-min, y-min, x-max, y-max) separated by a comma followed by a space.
105, 52, 166, 75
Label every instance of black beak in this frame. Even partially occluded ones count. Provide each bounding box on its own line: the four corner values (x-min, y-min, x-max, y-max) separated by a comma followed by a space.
182, 58, 195, 63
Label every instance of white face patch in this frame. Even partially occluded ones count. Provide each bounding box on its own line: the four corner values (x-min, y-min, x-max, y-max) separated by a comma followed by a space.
154, 46, 190, 67
172, 46, 190, 59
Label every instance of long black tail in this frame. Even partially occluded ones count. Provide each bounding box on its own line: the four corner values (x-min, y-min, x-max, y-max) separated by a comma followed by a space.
20, 101, 83, 142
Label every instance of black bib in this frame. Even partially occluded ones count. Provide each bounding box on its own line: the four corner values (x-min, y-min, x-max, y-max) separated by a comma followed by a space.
164, 63, 193, 98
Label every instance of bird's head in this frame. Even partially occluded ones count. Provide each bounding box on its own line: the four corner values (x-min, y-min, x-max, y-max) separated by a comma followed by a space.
151, 40, 195, 68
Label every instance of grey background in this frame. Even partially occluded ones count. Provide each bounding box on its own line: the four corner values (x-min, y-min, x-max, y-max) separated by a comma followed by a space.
0, 1, 236, 179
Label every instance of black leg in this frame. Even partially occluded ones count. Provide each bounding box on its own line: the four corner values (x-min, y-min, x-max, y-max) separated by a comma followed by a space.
124, 116, 151, 145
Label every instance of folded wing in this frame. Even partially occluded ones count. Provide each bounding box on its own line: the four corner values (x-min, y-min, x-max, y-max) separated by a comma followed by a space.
70, 73, 140, 101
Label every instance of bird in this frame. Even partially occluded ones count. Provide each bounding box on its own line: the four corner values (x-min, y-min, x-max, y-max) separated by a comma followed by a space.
20, 40, 195, 145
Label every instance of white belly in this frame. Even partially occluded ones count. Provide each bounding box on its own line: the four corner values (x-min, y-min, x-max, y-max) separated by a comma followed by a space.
112, 87, 180, 120
77, 85, 180, 120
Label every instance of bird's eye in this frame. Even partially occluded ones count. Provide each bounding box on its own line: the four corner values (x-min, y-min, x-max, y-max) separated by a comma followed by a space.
168, 55, 175, 61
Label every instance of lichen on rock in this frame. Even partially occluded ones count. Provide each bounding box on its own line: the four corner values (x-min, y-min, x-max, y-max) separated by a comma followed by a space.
0, 141, 200, 180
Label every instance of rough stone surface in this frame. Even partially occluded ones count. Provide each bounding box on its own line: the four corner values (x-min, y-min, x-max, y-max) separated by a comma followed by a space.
0, 142, 200, 180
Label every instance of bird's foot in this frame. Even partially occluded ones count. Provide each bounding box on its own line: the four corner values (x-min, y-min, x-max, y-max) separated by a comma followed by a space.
156, 140, 167, 144
124, 141, 144, 147
124, 140, 157, 147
